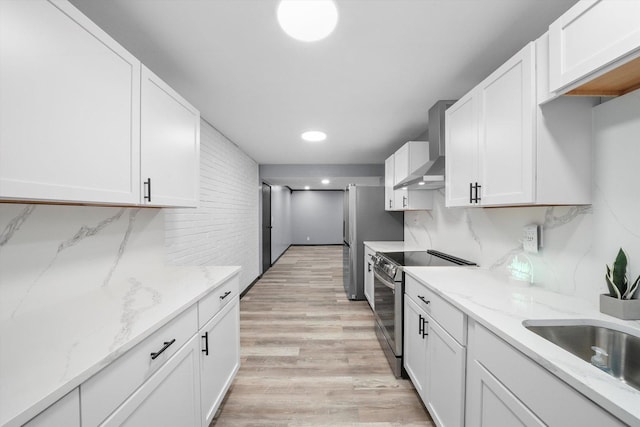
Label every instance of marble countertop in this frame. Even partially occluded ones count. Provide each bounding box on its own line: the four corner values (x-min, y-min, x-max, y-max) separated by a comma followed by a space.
363, 241, 425, 253
0, 265, 241, 427
403, 266, 640, 426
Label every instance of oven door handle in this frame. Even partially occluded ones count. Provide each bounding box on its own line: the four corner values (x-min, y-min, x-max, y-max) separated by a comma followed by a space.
373, 270, 397, 291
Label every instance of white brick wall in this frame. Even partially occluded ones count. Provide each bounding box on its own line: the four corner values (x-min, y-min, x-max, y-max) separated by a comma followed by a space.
165, 120, 260, 292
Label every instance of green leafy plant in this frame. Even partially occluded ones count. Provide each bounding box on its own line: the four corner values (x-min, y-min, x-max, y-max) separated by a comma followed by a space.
605, 248, 640, 300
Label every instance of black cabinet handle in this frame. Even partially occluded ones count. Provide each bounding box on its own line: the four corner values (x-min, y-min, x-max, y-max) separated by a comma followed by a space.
422, 318, 429, 338
469, 182, 473, 203
368, 262, 371, 272
418, 314, 424, 336
144, 178, 152, 202
403, 196, 407, 208
475, 182, 481, 203
418, 295, 430, 305
389, 199, 392, 209
219, 291, 232, 301
150, 338, 175, 360
202, 332, 209, 356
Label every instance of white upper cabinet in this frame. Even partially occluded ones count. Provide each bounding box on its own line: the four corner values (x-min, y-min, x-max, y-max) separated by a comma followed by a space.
141, 67, 200, 207
478, 42, 535, 206
385, 142, 434, 211
446, 36, 595, 208
549, 0, 640, 95
0, 0, 200, 207
445, 91, 479, 207
393, 141, 429, 186
0, 0, 141, 205
384, 155, 395, 211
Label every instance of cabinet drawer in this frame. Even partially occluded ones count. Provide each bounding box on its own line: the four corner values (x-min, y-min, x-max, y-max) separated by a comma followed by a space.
81, 304, 198, 426
198, 274, 239, 329
405, 274, 466, 345
471, 323, 624, 426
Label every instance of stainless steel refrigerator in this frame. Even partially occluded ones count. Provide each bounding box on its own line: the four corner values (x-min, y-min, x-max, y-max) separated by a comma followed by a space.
343, 185, 403, 300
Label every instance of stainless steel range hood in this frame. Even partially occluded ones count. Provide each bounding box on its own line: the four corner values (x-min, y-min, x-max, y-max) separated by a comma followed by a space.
395, 100, 456, 190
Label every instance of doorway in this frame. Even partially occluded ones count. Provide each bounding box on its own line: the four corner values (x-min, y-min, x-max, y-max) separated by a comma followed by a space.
261, 182, 272, 274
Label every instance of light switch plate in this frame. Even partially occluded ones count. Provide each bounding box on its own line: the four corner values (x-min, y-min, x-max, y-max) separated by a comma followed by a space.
523, 224, 541, 253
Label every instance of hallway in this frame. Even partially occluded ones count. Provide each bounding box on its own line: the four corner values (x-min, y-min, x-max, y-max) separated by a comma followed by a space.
211, 245, 434, 426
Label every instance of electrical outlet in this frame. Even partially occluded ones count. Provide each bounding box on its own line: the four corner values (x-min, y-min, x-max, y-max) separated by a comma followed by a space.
523, 224, 541, 253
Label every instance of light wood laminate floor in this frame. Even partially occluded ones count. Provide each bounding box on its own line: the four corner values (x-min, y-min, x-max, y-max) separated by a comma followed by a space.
211, 245, 434, 426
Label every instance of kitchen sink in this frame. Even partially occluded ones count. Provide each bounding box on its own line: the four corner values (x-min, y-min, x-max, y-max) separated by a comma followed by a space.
523, 319, 640, 392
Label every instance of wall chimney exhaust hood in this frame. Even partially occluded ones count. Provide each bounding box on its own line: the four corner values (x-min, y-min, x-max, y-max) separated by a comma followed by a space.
393, 100, 456, 190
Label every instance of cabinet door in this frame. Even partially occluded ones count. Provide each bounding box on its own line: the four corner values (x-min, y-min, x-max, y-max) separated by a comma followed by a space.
394, 143, 410, 185
478, 43, 535, 206
0, 0, 140, 204
394, 187, 408, 211
549, 0, 640, 93
427, 315, 466, 427
24, 389, 80, 427
404, 297, 429, 402
141, 66, 200, 207
445, 91, 478, 207
384, 155, 395, 211
363, 247, 375, 309
466, 360, 544, 427
101, 334, 202, 427
200, 298, 240, 426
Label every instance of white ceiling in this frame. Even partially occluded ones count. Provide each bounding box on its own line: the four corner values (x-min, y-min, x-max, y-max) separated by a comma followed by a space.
69, 0, 577, 168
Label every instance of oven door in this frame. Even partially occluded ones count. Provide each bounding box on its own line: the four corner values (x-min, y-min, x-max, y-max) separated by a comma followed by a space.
373, 269, 403, 356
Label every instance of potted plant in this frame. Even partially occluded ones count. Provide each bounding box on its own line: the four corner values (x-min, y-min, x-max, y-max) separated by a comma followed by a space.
600, 248, 640, 319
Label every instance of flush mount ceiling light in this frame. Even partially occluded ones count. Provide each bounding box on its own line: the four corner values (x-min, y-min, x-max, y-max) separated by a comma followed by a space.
321, 179, 330, 185
301, 130, 327, 142
277, 0, 338, 42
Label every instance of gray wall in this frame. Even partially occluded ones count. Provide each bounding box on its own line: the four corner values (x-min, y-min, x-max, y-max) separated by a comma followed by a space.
292, 191, 344, 245
270, 185, 292, 262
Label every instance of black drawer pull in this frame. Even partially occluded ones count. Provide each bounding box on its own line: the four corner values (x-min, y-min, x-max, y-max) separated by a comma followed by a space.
418, 314, 424, 335
202, 332, 209, 356
417, 295, 430, 305
219, 291, 232, 301
422, 319, 429, 338
150, 338, 175, 360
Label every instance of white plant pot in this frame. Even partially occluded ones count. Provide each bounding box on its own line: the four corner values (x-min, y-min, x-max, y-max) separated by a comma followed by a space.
600, 294, 640, 320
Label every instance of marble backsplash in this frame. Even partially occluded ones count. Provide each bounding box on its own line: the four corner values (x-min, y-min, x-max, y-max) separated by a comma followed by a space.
405, 91, 640, 305
0, 204, 165, 322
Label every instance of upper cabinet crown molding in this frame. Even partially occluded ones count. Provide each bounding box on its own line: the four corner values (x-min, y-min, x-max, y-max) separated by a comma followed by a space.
0, 0, 200, 208
446, 35, 596, 208
549, 0, 640, 96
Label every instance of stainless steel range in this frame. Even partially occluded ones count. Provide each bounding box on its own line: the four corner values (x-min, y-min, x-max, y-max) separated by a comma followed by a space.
372, 250, 476, 377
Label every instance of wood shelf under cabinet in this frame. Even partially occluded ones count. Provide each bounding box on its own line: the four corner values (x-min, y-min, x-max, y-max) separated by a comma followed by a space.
565, 55, 640, 97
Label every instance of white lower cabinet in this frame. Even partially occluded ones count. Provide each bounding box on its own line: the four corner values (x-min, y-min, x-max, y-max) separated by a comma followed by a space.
404, 275, 465, 427
466, 320, 625, 427
101, 334, 202, 426
200, 297, 240, 426
426, 315, 465, 427
24, 389, 80, 427
403, 296, 429, 400
363, 246, 375, 309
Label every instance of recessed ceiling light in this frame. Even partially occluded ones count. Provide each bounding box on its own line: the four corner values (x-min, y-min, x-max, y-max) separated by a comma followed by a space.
277, 0, 338, 42
301, 130, 327, 142
321, 179, 330, 185
304, 186, 310, 190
